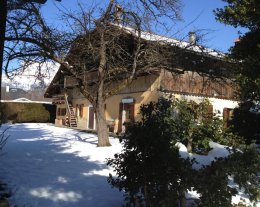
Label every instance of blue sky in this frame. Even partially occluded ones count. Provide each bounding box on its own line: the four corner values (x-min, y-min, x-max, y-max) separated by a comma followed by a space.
41, 0, 244, 53
175, 0, 244, 52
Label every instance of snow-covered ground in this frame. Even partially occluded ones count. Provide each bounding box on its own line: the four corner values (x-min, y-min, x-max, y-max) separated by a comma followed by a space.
0, 123, 258, 207
0, 123, 124, 207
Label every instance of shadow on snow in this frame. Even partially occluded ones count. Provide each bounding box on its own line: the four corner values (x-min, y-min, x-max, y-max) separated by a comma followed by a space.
0, 124, 123, 207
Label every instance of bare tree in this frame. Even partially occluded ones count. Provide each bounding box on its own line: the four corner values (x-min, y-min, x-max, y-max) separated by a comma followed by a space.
3, 0, 185, 146
0, 127, 9, 152
3, 0, 228, 148
0, 0, 62, 124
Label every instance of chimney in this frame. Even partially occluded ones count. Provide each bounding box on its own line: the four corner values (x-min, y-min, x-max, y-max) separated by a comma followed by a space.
189, 32, 196, 45
234, 38, 240, 43
6, 86, 9, 93
115, 4, 123, 24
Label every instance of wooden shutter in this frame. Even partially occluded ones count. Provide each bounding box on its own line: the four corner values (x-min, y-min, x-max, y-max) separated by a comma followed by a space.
129, 103, 135, 122
223, 108, 232, 128
207, 104, 213, 119
118, 103, 123, 133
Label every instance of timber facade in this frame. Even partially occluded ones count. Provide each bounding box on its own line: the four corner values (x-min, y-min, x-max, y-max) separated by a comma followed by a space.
44, 25, 239, 132
45, 68, 238, 133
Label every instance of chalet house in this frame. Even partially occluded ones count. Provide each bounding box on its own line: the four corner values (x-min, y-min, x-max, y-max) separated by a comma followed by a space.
45, 28, 238, 133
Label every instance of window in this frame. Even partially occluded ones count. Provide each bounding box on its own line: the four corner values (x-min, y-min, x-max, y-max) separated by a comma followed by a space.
76, 104, 79, 116
75, 104, 84, 117
223, 108, 233, 128
188, 101, 213, 122
57, 108, 66, 116
79, 104, 84, 117
76, 104, 84, 118
122, 103, 135, 122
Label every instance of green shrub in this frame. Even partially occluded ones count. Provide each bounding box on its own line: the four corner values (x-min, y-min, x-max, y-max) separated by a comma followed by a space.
107, 98, 195, 207
107, 98, 259, 207
1, 102, 55, 123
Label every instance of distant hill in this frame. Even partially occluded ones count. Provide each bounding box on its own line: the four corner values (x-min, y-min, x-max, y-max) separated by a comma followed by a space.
2, 62, 59, 102
1, 86, 52, 102
2, 62, 59, 91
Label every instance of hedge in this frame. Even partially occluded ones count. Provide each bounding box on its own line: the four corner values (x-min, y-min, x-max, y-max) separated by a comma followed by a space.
0, 102, 56, 123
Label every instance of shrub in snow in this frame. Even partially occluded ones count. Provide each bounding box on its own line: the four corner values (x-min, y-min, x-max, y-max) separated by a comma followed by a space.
195, 146, 259, 207
171, 98, 242, 154
231, 101, 260, 145
107, 98, 259, 207
107, 98, 195, 207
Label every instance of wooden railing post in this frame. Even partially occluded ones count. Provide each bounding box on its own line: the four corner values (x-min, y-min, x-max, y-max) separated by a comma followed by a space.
64, 93, 71, 127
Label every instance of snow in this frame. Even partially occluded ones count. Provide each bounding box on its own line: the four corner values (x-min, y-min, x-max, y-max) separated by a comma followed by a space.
113, 23, 225, 58
176, 141, 232, 170
0, 123, 258, 207
0, 123, 124, 207
1, 99, 52, 104
176, 142, 259, 206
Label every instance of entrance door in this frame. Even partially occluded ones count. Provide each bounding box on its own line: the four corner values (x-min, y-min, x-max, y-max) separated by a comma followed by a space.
118, 102, 135, 133
88, 106, 95, 129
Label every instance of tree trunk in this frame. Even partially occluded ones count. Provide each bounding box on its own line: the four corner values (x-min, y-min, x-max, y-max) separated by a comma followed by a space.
179, 191, 186, 207
187, 130, 193, 153
187, 138, 192, 153
0, 0, 7, 124
144, 180, 151, 207
95, 97, 111, 147
95, 28, 111, 147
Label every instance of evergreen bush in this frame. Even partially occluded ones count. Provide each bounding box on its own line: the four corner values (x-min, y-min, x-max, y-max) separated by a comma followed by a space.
1, 102, 55, 123
107, 98, 259, 207
107, 98, 195, 207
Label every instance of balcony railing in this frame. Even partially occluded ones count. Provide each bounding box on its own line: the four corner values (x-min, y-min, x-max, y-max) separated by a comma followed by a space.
64, 71, 98, 88
52, 95, 65, 104
64, 76, 78, 88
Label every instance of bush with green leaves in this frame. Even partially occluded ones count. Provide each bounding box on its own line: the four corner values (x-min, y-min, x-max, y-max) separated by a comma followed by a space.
107, 98, 259, 207
195, 146, 259, 207
167, 98, 241, 154
1, 102, 56, 123
107, 98, 195, 207
230, 102, 260, 145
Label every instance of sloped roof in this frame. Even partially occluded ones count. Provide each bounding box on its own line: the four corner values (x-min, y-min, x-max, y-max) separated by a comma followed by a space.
111, 23, 225, 59
44, 25, 229, 98
44, 66, 65, 98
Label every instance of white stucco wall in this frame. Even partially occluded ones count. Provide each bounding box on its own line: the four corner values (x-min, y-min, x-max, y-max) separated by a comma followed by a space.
173, 94, 239, 118
208, 97, 238, 117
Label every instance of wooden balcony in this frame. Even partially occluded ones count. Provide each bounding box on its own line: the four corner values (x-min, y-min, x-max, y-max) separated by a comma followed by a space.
64, 71, 98, 88
64, 76, 78, 88
52, 95, 65, 104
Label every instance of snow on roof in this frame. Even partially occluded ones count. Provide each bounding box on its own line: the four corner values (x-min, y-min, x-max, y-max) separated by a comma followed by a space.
0, 98, 32, 103
13, 98, 32, 102
1, 99, 52, 104
113, 23, 225, 59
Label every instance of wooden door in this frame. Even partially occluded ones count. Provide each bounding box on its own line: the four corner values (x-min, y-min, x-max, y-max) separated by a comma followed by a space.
88, 106, 95, 129
118, 102, 135, 133
118, 103, 123, 133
